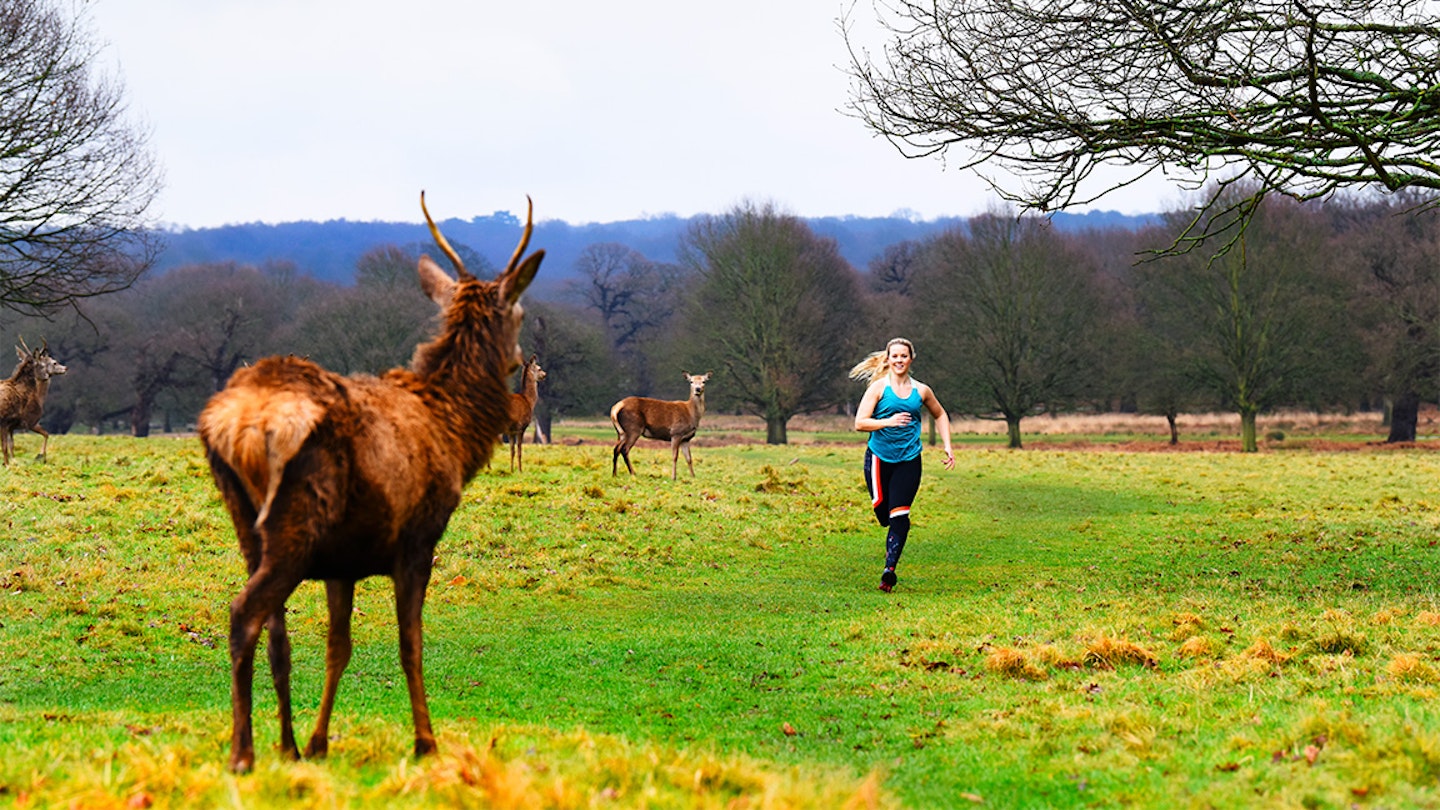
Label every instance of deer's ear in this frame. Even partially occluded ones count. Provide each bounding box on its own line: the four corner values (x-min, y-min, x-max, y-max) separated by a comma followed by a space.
500, 250, 544, 305
418, 254, 456, 307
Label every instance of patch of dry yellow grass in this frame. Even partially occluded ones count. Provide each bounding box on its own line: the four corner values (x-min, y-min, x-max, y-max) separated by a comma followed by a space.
1083, 634, 1158, 668
1386, 654, 1439, 684
1241, 638, 1290, 666
1169, 612, 1206, 642
985, 647, 1049, 681
1033, 643, 1082, 670
1176, 635, 1215, 659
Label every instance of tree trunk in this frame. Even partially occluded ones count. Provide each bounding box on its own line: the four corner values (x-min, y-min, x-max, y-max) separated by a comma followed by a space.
1387, 390, 1420, 443
132, 396, 153, 438
766, 414, 788, 444
1240, 409, 1258, 453
1166, 412, 1179, 445
1005, 415, 1023, 449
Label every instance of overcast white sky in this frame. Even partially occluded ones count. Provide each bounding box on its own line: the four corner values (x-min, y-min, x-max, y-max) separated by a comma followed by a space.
92, 0, 1185, 229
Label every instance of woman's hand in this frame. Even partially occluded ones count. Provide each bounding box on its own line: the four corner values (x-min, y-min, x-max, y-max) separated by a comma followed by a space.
889, 412, 911, 427
941, 449, 955, 470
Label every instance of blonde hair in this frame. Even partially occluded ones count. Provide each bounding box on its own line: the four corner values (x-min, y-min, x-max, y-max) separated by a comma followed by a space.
848, 337, 916, 384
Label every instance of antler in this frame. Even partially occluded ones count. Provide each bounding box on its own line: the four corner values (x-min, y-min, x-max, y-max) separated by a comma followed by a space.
419, 191, 471, 280
506, 196, 534, 273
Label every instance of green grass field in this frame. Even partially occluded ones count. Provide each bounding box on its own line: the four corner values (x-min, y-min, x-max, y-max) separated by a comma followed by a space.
2, 425, 1440, 808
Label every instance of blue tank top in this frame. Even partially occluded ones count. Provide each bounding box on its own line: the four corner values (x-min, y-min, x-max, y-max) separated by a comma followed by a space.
867, 383, 923, 463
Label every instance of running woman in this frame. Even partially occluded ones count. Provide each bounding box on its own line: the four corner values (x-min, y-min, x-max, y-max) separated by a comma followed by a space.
849, 337, 954, 592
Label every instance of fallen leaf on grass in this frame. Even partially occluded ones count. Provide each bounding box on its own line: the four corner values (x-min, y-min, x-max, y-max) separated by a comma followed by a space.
782, 722, 797, 736
959, 792, 984, 803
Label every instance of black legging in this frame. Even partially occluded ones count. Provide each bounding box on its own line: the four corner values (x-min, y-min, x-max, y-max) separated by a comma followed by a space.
864, 448, 922, 569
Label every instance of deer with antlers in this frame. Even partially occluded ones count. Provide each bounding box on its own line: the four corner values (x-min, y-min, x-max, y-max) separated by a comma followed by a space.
0, 338, 67, 466
197, 192, 542, 774
503, 354, 546, 472
610, 371, 711, 480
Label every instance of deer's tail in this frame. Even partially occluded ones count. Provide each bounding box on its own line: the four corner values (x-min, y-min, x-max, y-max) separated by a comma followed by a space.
199, 388, 324, 527
609, 399, 626, 436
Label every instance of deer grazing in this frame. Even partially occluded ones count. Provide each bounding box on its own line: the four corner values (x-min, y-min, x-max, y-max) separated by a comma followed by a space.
197, 192, 542, 774
503, 354, 546, 472
610, 371, 711, 480
0, 338, 67, 466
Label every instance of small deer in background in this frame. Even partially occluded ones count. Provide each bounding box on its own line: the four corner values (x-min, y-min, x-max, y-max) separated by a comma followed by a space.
197, 192, 542, 774
0, 338, 67, 466
610, 371, 711, 480
504, 354, 546, 472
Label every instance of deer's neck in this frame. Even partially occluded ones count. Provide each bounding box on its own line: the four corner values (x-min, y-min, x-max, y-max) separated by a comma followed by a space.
406, 317, 513, 479
690, 392, 706, 423
522, 371, 540, 406
6, 362, 32, 386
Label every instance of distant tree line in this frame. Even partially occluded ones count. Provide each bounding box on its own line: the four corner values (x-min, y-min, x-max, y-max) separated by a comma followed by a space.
1, 192, 1434, 451
149, 209, 1149, 294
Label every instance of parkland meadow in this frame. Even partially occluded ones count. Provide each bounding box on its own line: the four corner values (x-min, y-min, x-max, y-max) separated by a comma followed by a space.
3, 427, 1440, 808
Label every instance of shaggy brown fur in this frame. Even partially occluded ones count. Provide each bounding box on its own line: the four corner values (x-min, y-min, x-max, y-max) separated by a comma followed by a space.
0, 339, 67, 465
610, 371, 711, 480
198, 193, 542, 774
503, 354, 546, 472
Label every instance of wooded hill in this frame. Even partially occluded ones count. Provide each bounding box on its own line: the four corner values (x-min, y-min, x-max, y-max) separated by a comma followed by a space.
152, 209, 1158, 296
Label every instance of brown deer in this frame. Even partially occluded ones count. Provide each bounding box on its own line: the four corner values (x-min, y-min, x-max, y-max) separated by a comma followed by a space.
0, 338, 67, 466
503, 354, 546, 472
610, 371, 711, 480
197, 192, 542, 774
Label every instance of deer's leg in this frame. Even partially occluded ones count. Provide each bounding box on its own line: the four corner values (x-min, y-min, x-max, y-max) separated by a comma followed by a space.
31, 424, 49, 461
682, 440, 695, 477
516, 428, 524, 472
1, 429, 10, 465
306, 579, 355, 759
266, 606, 299, 760
616, 432, 639, 476
229, 563, 303, 774
670, 437, 683, 480
394, 562, 437, 758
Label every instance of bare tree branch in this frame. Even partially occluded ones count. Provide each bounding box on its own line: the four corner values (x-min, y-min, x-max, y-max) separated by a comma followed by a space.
0, 0, 162, 315
845, 0, 1440, 220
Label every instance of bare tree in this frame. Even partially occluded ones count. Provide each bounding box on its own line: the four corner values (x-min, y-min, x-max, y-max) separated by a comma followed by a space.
1328, 192, 1440, 441
680, 202, 864, 444
866, 240, 922, 296
912, 212, 1105, 448
160, 263, 289, 393
569, 242, 683, 395
354, 244, 418, 291
1137, 192, 1361, 451
520, 301, 617, 439
845, 1, 1440, 226
0, 0, 162, 315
